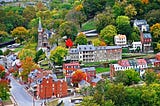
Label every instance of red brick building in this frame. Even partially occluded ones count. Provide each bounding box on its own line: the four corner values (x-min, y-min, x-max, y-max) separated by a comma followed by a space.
154, 52, 160, 67
140, 32, 152, 53
28, 69, 68, 99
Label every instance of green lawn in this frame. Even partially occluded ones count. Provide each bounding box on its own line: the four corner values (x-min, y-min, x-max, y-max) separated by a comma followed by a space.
82, 19, 96, 31
13, 45, 24, 53
96, 67, 110, 73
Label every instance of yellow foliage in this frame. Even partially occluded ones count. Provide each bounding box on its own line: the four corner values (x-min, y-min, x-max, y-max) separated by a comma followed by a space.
75, 4, 83, 11
150, 23, 160, 38
141, 0, 149, 4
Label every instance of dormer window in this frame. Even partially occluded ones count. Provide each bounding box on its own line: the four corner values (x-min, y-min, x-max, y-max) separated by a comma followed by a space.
84, 47, 86, 50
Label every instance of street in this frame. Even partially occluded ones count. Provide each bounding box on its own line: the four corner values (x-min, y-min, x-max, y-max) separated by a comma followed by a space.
9, 76, 43, 106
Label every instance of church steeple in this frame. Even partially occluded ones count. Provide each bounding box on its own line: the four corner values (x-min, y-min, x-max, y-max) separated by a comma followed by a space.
38, 17, 43, 32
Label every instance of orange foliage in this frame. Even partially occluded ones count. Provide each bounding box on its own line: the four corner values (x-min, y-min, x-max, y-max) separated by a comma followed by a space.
141, 0, 149, 4
0, 79, 8, 87
72, 70, 86, 83
0, 65, 5, 72
75, 4, 83, 11
100, 41, 106, 46
21, 57, 39, 81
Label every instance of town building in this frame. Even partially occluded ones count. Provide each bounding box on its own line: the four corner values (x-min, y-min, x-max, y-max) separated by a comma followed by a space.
63, 62, 80, 84
114, 34, 127, 46
28, 69, 68, 99
140, 32, 153, 53
37, 18, 53, 51
131, 41, 142, 52
133, 19, 149, 32
110, 59, 148, 78
67, 45, 122, 62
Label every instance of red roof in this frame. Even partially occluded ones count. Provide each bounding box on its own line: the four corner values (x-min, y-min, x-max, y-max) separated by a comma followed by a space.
137, 59, 147, 65
156, 52, 160, 60
63, 62, 80, 67
118, 60, 130, 67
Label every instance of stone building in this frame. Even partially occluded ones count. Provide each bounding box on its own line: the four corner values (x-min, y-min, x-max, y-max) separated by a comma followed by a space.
67, 45, 122, 62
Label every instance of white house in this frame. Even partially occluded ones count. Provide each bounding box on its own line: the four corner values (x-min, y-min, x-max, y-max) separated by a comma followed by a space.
132, 41, 142, 51
114, 34, 127, 46
133, 19, 149, 32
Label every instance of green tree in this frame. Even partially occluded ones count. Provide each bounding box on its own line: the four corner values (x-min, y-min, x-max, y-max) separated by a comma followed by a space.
58, 21, 78, 41
11, 27, 29, 43
129, 27, 140, 41
22, 6, 36, 27
100, 25, 117, 45
115, 69, 140, 86
81, 96, 100, 106
125, 4, 137, 19
144, 69, 157, 85
18, 49, 36, 60
65, 9, 87, 29
83, 0, 107, 19
116, 16, 132, 36
94, 11, 115, 33
34, 49, 46, 63
50, 46, 68, 65
113, 2, 124, 18
92, 38, 101, 46
145, 9, 160, 25
75, 32, 88, 45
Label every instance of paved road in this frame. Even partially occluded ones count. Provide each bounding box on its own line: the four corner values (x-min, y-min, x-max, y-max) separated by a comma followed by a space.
59, 96, 75, 106
9, 76, 43, 106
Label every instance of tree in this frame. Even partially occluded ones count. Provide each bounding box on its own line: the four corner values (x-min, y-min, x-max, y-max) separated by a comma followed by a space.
145, 9, 160, 25
58, 21, 78, 41
83, 0, 107, 19
92, 38, 101, 46
100, 41, 106, 46
65, 38, 73, 48
0, 31, 8, 42
72, 70, 87, 84
100, 25, 117, 45
34, 49, 46, 63
150, 23, 160, 39
21, 57, 39, 82
129, 27, 140, 41
94, 12, 115, 33
18, 49, 36, 60
50, 46, 68, 65
75, 32, 88, 45
22, 6, 36, 27
0, 79, 10, 100
115, 69, 140, 86
144, 69, 157, 85
81, 96, 100, 106
65, 9, 87, 29
125, 4, 137, 19
116, 16, 132, 36
11, 27, 29, 43
0, 65, 5, 79
106, 83, 127, 106
113, 2, 124, 18
36, 1, 46, 11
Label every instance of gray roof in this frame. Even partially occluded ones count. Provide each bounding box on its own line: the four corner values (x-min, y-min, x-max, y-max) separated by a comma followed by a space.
95, 46, 121, 50
69, 48, 79, 54
78, 80, 90, 86
69, 45, 121, 53
143, 33, 152, 39
81, 67, 95, 72
91, 77, 101, 83
134, 19, 147, 25
77, 45, 95, 52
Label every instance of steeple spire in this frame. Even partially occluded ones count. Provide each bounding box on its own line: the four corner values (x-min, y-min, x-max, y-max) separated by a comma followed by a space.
38, 17, 43, 32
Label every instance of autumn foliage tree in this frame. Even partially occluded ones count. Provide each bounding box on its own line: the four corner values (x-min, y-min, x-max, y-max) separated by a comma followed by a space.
11, 26, 29, 43
72, 70, 86, 84
65, 38, 73, 48
21, 57, 39, 82
0, 65, 5, 79
150, 23, 160, 39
